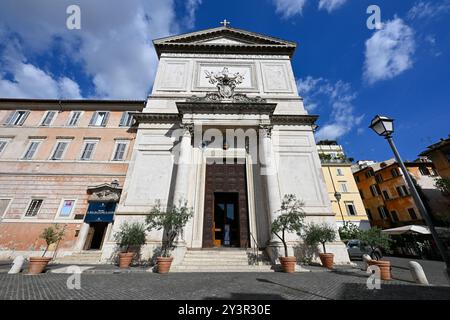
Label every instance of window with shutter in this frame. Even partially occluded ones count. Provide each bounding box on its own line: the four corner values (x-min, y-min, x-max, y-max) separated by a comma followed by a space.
81, 142, 97, 160
345, 202, 356, 216
41, 111, 56, 126
68, 111, 82, 126
119, 112, 133, 127
52, 142, 68, 160
23, 141, 41, 160
5, 110, 30, 126
113, 142, 127, 161
25, 199, 43, 217
408, 208, 418, 220
0, 140, 7, 155
90, 112, 109, 127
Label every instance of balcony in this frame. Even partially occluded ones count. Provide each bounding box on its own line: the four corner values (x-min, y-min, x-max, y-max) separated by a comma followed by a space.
319, 153, 353, 164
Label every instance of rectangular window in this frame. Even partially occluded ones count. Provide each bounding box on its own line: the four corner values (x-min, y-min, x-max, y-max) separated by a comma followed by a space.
382, 190, 390, 200
89, 111, 109, 127
419, 166, 431, 176
80, 141, 97, 160
391, 168, 400, 178
59, 200, 75, 217
0, 140, 8, 155
396, 185, 409, 197
345, 202, 357, 216
390, 211, 399, 222
370, 185, 379, 197
355, 175, 360, 183
408, 208, 418, 220
336, 168, 344, 176
119, 112, 134, 127
0, 199, 11, 218
51, 141, 69, 160
41, 111, 57, 126
67, 111, 82, 126
378, 206, 388, 219
366, 209, 373, 220
4, 110, 30, 126
359, 189, 365, 199
23, 141, 41, 160
113, 141, 128, 161
365, 170, 374, 178
25, 199, 43, 217
375, 174, 383, 183
340, 183, 348, 193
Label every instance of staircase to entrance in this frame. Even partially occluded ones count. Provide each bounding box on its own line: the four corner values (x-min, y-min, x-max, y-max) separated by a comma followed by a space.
54, 250, 102, 265
171, 248, 274, 272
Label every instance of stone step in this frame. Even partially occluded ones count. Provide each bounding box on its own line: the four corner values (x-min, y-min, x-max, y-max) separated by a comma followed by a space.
171, 265, 274, 272
181, 260, 251, 266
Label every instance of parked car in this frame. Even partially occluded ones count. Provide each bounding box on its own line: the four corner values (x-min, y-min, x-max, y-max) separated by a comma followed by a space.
346, 239, 383, 260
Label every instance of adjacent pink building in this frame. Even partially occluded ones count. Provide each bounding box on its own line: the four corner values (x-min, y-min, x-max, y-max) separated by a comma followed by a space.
0, 99, 145, 260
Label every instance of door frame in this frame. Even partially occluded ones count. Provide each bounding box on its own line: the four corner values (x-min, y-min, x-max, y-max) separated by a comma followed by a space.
191, 149, 258, 249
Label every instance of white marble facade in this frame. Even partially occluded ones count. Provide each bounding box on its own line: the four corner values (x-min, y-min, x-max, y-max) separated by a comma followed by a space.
101, 26, 350, 265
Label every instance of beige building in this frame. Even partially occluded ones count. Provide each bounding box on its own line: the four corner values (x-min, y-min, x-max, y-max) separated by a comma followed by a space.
317, 141, 369, 230
0, 99, 145, 260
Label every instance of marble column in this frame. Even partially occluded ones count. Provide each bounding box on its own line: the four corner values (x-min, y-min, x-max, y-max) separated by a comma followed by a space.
172, 123, 193, 247
260, 125, 282, 245
173, 123, 193, 205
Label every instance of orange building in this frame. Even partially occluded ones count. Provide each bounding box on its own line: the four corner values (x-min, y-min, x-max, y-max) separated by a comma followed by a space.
420, 136, 450, 179
352, 158, 450, 229
0, 99, 145, 260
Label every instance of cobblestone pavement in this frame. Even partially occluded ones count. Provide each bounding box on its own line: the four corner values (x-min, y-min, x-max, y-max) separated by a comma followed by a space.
353, 256, 450, 286
1, 268, 449, 300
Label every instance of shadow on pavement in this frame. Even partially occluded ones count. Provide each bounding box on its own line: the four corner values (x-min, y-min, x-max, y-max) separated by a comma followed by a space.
255, 278, 333, 300
338, 282, 450, 300
204, 293, 287, 300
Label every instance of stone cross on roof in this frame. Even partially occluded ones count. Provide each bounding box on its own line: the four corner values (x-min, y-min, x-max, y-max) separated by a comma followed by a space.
220, 19, 230, 27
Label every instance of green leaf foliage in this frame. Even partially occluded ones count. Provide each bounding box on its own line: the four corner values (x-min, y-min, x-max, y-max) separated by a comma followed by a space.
338, 222, 361, 241
271, 194, 305, 257
114, 221, 146, 252
39, 224, 66, 257
146, 200, 193, 257
358, 227, 392, 252
302, 223, 336, 253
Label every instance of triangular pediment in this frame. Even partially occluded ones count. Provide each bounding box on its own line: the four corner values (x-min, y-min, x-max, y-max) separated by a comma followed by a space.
153, 26, 297, 58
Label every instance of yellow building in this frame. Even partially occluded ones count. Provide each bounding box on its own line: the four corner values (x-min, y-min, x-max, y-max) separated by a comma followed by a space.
317, 141, 370, 230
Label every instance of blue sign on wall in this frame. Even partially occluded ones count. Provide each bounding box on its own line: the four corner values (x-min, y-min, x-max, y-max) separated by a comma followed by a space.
84, 202, 116, 223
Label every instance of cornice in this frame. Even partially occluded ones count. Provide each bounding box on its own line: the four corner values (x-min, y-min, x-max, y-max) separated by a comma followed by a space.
131, 113, 180, 123
176, 102, 277, 115
271, 114, 318, 125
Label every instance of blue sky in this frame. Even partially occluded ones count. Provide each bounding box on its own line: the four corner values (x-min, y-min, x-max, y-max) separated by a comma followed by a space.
0, 0, 449, 162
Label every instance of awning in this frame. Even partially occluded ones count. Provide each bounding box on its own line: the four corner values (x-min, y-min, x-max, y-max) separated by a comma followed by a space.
382, 225, 431, 235
84, 213, 114, 223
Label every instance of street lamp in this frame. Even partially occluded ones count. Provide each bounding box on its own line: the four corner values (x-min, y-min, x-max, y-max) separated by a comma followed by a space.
370, 115, 450, 282
334, 191, 345, 225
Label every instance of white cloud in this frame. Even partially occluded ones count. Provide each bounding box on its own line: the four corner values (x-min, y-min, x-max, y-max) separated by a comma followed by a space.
363, 18, 415, 84
0, 0, 182, 99
297, 77, 363, 141
318, 0, 348, 13
184, 0, 203, 29
272, 0, 308, 18
407, 1, 450, 20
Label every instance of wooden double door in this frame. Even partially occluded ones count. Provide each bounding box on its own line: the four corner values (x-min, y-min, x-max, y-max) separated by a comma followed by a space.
202, 160, 250, 248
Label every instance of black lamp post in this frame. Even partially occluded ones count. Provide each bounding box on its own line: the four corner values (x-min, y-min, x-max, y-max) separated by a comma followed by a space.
370, 115, 450, 282
334, 191, 345, 225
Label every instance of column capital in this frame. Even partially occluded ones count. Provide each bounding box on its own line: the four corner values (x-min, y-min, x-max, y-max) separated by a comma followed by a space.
259, 124, 273, 138
180, 122, 194, 137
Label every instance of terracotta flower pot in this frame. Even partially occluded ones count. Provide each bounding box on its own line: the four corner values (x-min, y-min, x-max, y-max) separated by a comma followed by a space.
279, 256, 296, 273
28, 257, 52, 274
157, 257, 174, 274
118, 252, 134, 268
367, 259, 391, 280
319, 253, 334, 269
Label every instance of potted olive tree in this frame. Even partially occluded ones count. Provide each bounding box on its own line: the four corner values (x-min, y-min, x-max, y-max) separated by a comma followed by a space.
359, 227, 392, 280
28, 225, 65, 274
302, 223, 336, 269
146, 200, 193, 274
114, 221, 147, 268
271, 194, 305, 273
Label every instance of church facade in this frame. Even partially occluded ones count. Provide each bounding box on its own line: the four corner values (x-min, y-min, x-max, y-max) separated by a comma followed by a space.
0, 24, 350, 266
101, 24, 350, 264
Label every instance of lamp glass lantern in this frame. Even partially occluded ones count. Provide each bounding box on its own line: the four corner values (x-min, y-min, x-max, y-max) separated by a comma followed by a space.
369, 115, 394, 137
334, 191, 342, 202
